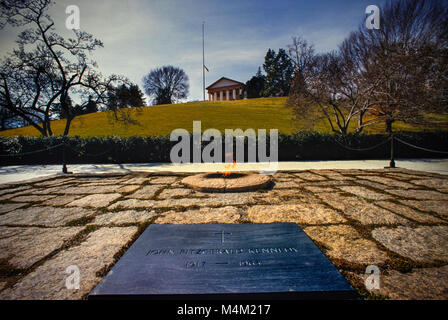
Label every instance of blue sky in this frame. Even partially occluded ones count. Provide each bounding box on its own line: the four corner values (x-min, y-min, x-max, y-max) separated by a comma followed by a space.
0, 0, 386, 102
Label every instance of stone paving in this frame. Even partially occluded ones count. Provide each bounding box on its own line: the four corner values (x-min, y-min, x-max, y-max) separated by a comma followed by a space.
0, 168, 447, 300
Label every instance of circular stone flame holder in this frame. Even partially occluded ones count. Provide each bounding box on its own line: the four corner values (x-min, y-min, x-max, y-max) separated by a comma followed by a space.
181, 172, 272, 193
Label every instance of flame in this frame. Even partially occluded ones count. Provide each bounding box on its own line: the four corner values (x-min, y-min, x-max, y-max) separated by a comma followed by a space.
222, 160, 236, 177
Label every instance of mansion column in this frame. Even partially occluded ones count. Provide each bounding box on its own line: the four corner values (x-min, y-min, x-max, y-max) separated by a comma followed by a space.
213, 92, 217, 101
232, 89, 236, 100
220, 91, 223, 101
226, 90, 230, 101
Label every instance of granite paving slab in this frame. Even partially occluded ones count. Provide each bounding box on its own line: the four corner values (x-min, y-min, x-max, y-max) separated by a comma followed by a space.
0, 227, 83, 269
0, 206, 96, 227
0, 168, 446, 300
0, 227, 137, 300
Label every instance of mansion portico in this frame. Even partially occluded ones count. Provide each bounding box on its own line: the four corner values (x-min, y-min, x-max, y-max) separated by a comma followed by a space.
206, 77, 245, 101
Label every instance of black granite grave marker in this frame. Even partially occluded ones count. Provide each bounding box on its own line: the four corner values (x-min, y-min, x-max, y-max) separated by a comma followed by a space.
89, 223, 358, 299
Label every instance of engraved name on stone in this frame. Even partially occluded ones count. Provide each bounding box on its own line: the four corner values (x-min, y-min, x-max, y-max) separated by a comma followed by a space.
146, 247, 299, 255
146, 247, 299, 269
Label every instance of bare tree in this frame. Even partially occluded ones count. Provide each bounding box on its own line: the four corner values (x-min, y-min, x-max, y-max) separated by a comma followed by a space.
286, 36, 364, 134
287, 0, 448, 135
287, 36, 315, 79
0, 0, 127, 136
349, 0, 448, 134
142, 66, 189, 105
287, 49, 368, 134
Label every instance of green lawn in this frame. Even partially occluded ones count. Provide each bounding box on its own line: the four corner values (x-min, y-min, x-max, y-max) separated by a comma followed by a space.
1, 97, 447, 137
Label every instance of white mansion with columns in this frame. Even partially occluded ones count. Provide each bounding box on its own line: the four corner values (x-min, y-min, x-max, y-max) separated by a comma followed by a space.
206, 77, 245, 101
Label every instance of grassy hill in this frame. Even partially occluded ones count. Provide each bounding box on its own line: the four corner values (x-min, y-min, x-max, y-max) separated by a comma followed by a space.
1, 97, 447, 137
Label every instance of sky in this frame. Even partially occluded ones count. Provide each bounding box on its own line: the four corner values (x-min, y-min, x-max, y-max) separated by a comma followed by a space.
0, 0, 387, 102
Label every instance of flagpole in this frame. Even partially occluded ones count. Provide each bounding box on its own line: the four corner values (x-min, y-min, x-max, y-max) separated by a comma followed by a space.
202, 21, 205, 101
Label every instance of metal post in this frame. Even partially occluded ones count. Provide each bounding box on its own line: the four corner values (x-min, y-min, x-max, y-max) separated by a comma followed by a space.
389, 133, 396, 168
62, 137, 69, 174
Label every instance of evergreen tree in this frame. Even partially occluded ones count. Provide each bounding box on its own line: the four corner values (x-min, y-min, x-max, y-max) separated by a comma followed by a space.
276, 49, 295, 96
85, 96, 98, 114
262, 49, 277, 97
107, 84, 146, 110
262, 48, 294, 97
245, 67, 266, 98
127, 84, 146, 108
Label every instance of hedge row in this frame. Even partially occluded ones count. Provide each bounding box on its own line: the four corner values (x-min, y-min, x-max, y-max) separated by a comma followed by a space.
0, 131, 447, 165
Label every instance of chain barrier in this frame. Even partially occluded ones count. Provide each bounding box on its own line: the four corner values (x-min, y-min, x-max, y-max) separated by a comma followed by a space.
394, 136, 448, 154
333, 136, 392, 152
1, 136, 446, 161
0, 143, 114, 159
0, 143, 64, 157
0, 142, 114, 174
